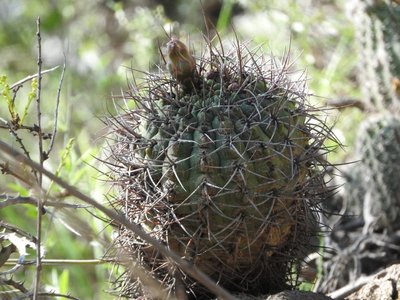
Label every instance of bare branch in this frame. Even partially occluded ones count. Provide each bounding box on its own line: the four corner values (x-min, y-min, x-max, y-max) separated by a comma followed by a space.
0, 220, 38, 243
326, 98, 366, 111
9, 66, 59, 90
3, 258, 108, 266
36, 292, 80, 300
46, 57, 66, 156
1, 277, 29, 294
0, 194, 90, 209
0, 162, 35, 186
33, 16, 44, 300
0, 123, 52, 138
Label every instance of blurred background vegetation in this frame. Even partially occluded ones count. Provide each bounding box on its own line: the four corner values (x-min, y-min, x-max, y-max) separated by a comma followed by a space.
0, 0, 361, 298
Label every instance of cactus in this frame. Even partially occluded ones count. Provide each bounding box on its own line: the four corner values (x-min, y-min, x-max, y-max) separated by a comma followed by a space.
351, 0, 400, 111
356, 114, 400, 231
105, 37, 333, 299
315, 1, 400, 293
349, 0, 400, 230
334, 163, 365, 217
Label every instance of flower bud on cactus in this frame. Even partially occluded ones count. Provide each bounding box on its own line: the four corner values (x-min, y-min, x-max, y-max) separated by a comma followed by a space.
166, 37, 197, 90
105, 36, 334, 299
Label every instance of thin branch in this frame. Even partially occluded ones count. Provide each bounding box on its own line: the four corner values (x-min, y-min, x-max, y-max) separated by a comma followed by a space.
0, 162, 35, 186
0, 140, 237, 300
0, 194, 90, 209
0, 123, 52, 139
6, 126, 36, 178
3, 258, 108, 266
0, 220, 38, 243
325, 98, 366, 111
33, 16, 44, 300
0, 262, 26, 275
46, 57, 66, 156
9, 66, 59, 90
1, 278, 29, 293
36, 292, 80, 300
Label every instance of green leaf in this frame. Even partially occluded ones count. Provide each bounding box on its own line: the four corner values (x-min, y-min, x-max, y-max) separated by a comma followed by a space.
6, 182, 30, 196
217, 0, 235, 32
19, 77, 37, 125
59, 269, 70, 295
0, 75, 17, 120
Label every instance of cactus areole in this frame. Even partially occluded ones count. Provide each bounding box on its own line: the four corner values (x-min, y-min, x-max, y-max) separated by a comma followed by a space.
106, 37, 332, 299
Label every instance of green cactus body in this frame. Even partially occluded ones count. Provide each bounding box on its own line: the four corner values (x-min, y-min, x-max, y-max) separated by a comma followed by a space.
347, 0, 400, 231
357, 114, 400, 231
107, 40, 332, 298
352, 0, 400, 111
